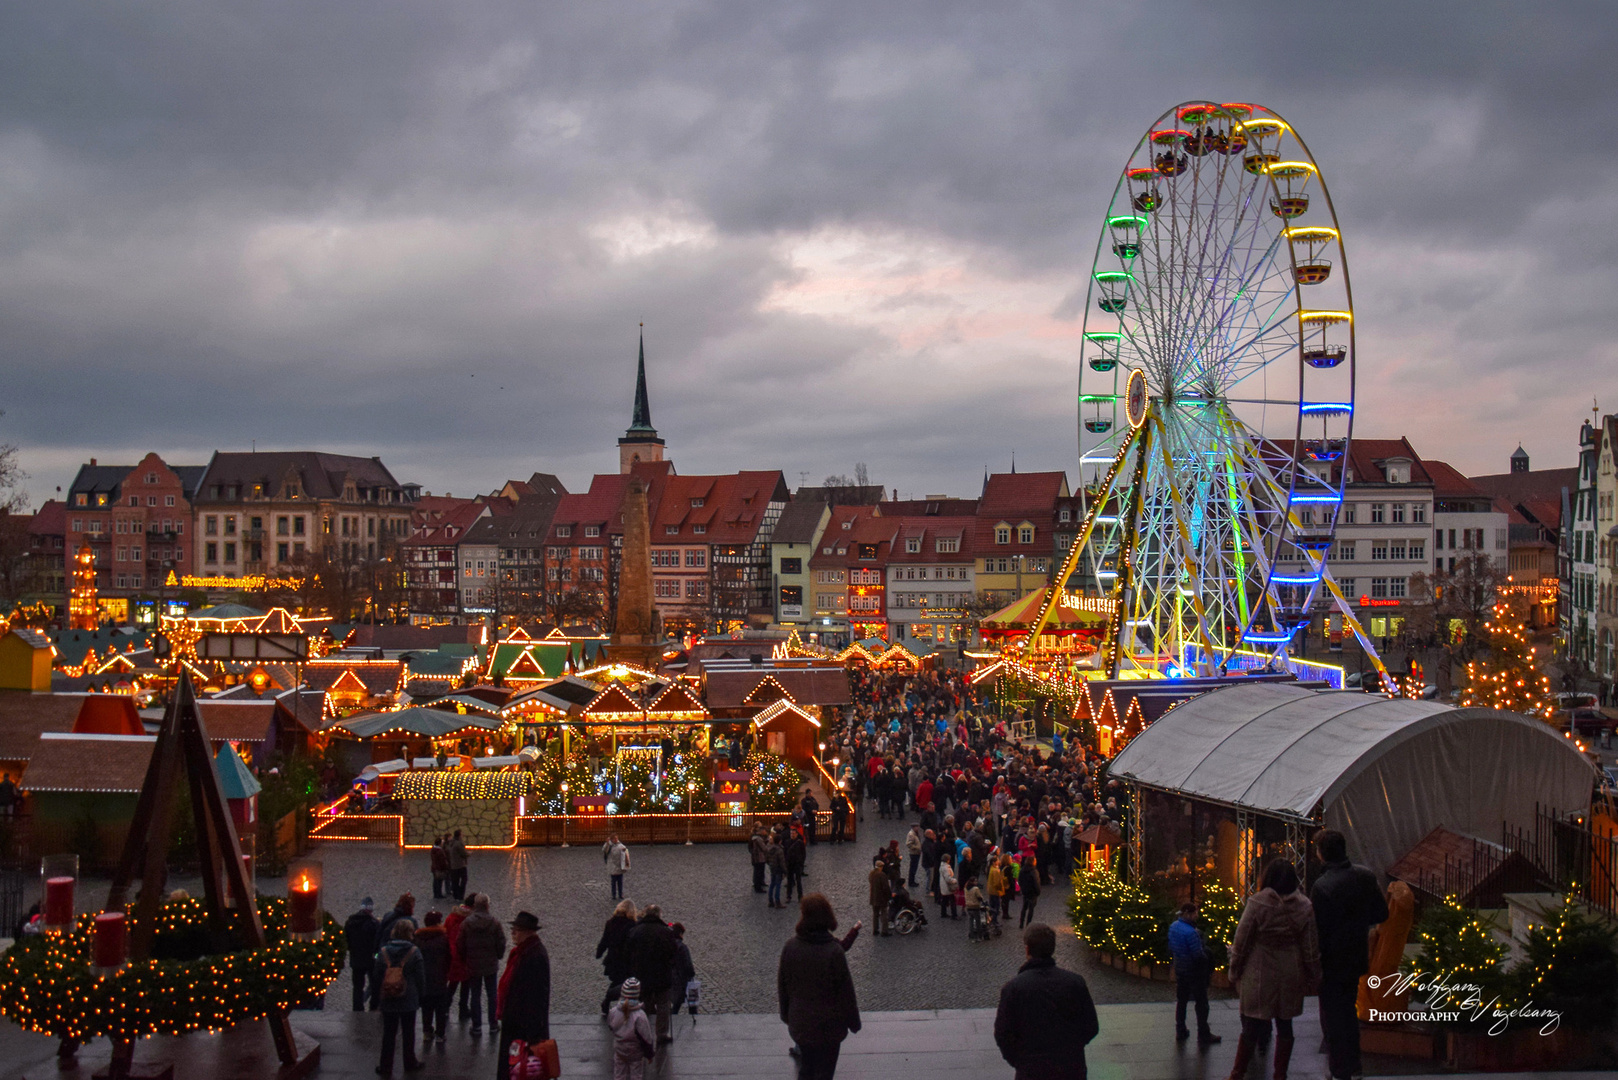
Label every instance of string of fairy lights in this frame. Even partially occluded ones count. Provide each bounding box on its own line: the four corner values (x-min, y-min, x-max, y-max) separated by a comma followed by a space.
0, 897, 343, 1042
1458, 600, 1554, 719
1067, 860, 1242, 966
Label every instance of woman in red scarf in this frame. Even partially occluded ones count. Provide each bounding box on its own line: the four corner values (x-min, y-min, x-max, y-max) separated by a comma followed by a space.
496, 912, 550, 1080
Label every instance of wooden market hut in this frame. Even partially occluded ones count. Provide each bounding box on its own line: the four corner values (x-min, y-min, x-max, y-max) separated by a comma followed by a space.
750, 699, 822, 768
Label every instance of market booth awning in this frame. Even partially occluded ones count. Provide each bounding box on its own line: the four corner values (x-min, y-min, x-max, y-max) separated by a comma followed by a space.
333, 707, 505, 740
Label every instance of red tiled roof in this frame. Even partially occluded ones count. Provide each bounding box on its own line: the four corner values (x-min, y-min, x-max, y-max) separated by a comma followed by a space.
304, 660, 405, 695
0, 694, 85, 764
972, 472, 1068, 554
703, 667, 851, 709
21, 734, 155, 793
884, 516, 977, 564
28, 500, 65, 536
1344, 437, 1433, 485
1422, 460, 1485, 499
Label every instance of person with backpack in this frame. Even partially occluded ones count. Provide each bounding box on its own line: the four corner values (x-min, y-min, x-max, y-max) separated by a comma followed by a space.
369, 919, 425, 1075
607, 977, 655, 1080
458, 894, 507, 1035
496, 911, 551, 1080
414, 910, 452, 1044
344, 897, 381, 1011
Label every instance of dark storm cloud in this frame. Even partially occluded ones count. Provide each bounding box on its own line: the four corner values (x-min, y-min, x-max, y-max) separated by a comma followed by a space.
1, 1, 1613, 503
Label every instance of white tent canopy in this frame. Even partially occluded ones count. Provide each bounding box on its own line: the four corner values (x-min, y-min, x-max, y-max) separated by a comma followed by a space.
1110, 682, 1596, 876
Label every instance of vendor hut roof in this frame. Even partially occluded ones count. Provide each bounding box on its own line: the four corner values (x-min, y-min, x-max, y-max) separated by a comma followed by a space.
20, 731, 157, 793
333, 707, 504, 739
1109, 682, 1596, 877
213, 742, 262, 800
0, 693, 86, 766
195, 700, 277, 745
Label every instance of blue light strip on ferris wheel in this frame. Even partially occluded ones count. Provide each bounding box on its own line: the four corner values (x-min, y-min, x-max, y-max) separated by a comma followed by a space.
1288, 493, 1342, 503
1244, 631, 1298, 644
1270, 573, 1322, 585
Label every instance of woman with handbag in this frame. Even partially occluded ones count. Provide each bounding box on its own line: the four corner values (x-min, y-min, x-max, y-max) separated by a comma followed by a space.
497, 911, 553, 1080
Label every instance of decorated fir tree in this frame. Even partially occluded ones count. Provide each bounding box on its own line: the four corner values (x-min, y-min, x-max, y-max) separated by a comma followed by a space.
1458, 599, 1553, 719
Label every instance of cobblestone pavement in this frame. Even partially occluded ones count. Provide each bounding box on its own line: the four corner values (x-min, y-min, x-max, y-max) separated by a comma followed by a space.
314, 810, 1185, 1013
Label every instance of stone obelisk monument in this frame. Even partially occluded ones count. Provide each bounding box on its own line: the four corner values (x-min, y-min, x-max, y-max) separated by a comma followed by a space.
611, 475, 661, 669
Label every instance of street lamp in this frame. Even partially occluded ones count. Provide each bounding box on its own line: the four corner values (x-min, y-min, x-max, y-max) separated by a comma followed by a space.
560, 782, 570, 848
685, 781, 696, 846
818, 741, 826, 765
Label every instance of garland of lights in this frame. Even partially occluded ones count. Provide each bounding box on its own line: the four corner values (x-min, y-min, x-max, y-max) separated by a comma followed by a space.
1067, 860, 1241, 967
393, 771, 535, 800
0, 897, 344, 1042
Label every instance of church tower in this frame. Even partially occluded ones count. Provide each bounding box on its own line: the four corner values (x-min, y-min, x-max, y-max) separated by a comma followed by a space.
618, 328, 666, 473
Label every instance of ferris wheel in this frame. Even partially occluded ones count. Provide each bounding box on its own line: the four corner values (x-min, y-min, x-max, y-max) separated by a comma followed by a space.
1031, 101, 1387, 679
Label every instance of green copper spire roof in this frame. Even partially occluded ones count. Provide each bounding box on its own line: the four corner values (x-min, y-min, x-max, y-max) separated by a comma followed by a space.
628, 330, 655, 434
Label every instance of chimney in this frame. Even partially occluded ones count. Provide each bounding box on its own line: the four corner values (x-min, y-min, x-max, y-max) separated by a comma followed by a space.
89, 458, 96, 466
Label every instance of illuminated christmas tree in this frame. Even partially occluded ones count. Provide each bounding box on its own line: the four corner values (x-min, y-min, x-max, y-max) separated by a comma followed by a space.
1458, 599, 1553, 718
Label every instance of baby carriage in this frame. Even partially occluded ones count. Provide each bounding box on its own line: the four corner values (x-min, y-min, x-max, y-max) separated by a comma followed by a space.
967, 906, 990, 942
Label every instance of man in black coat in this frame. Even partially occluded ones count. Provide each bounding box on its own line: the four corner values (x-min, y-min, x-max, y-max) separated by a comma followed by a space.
343, 897, 380, 1011
994, 924, 1099, 1080
1310, 830, 1389, 1080
495, 911, 550, 1080
626, 904, 678, 1045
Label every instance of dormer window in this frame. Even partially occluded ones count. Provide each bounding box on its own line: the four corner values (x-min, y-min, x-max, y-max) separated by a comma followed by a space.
691, 498, 704, 507
1018, 523, 1035, 544
585, 525, 601, 537
906, 537, 921, 553
556, 525, 572, 538
842, 521, 852, 530
666, 525, 680, 535
995, 523, 1010, 545
1058, 508, 1071, 523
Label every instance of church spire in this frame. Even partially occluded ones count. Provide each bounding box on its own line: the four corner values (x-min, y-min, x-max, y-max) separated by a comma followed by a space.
618, 324, 666, 474
629, 326, 654, 433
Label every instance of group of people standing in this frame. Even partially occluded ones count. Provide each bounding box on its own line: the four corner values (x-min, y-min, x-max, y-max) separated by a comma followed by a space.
345, 891, 552, 1078
593, 900, 698, 1078
428, 830, 470, 900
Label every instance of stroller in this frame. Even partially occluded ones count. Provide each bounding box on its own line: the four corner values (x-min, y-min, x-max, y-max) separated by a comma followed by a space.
890, 886, 929, 935
966, 905, 990, 942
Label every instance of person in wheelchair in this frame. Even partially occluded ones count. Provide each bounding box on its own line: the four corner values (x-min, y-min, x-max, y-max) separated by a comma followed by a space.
888, 883, 928, 932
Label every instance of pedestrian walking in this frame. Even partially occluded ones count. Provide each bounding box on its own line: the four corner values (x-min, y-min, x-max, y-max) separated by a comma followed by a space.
495, 911, 551, 1080
766, 828, 788, 909
626, 903, 678, 1045
867, 855, 892, 937
595, 899, 638, 1013
993, 923, 1099, 1080
344, 897, 381, 1011
1225, 859, 1321, 1080
749, 825, 769, 893
785, 829, 807, 902
607, 977, 655, 1080
777, 894, 861, 1080
904, 823, 922, 888
445, 896, 472, 1022
670, 922, 696, 1015
458, 894, 508, 1035
1168, 903, 1220, 1047
415, 910, 452, 1044
801, 789, 820, 846
430, 838, 450, 899
603, 834, 630, 901
378, 893, 416, 944
1309, 830, 1388, 1080
369, 919, 425, 1076
1016, 855, 1041, 929
447, 829, 469, 900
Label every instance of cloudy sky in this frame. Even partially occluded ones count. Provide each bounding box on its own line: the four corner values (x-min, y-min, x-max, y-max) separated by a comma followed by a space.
2, 1, 1613, 507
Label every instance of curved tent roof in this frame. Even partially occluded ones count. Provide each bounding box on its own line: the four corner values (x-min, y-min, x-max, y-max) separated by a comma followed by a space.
1110, 681, 1597, 876
334, 707, 503, 740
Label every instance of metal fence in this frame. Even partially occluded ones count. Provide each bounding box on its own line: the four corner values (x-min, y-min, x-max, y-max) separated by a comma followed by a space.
1501, 804, 1618, 918
311, 808, 854, 848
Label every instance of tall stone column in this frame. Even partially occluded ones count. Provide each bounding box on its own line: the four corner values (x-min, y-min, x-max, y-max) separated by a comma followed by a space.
612, 476, 660, 668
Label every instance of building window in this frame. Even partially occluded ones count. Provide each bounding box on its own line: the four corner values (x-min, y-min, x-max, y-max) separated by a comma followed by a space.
1058, 507, 1071, 523
1496, 528, 1507, 550
1411, 504, 1425, 523
1371, 542, 1387, 561
665, 525, 680, 535
277, 542, 289, 561
1018, 525, 1034, 544
556, 525, 572, 538
585, 525, 601, 537
1408, 541, 1425, 562
580, 546, 603, 561
906, 537, 921, 553
654, 579, 680, 599
691, 498, 704, 508
117, 547, 128, 562
692, 524, 706, 535
205, 516, 218, 536
1342, 504, 1356, 524
206, 542, 218, 563
995, 525, 1010, 545
1391, 504, 1406, 523
685, 580, 706, 599
780, 557, 801, 574
936, 537, 959, 553
1331, 542, 1355, 561
1371, 577, 1388, 598
1389, 541, 1406, 560
1389, 577, 1407, 598
224, 517, 237, 536
1370, 503, 1385, 524
223, 542, 236, 563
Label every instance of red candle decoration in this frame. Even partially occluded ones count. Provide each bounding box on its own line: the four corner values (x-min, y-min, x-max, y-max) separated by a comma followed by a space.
287, 873, 319, 936
42, 876, 74, 931
93, 912, 126, 972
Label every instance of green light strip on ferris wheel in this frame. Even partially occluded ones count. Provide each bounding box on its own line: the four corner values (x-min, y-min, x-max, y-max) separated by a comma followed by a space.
1222, 434, 1251, 633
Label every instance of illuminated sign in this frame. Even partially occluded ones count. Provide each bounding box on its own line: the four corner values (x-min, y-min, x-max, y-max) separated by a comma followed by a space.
1358, 594, 1400, 608
182, 574, 268, 589
1058, 593, 1119, 615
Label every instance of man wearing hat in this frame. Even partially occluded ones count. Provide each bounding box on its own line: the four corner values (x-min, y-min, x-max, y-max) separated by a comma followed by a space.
343, 897, 380, 1011
496, 911, 550, 1080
